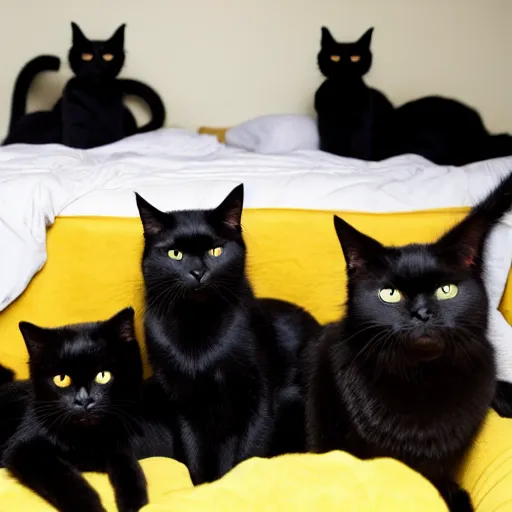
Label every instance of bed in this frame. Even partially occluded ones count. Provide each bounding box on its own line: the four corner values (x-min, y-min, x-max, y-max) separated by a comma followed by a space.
0, 128, 511, 510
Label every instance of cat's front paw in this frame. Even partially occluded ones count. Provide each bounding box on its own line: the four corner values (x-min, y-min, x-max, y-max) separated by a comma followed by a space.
115, 486, 148, 512
446, 488, 474, 512
116, 499, 148, 512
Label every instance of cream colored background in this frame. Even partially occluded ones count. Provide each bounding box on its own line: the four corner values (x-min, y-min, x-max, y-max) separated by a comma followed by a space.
0, 0, 510, 135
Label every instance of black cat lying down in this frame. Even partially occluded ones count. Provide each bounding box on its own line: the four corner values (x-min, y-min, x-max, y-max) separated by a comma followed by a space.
306, 171, 512, 512
136, 184, 320, 485
2, 308, 174, 512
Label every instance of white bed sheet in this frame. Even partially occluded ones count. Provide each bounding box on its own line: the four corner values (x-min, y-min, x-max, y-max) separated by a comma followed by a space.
0, 129, 511, 379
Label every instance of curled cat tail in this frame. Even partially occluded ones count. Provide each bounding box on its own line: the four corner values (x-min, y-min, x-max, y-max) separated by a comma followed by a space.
119, 79, 166, 133
8, 55, 61, 134
435, 171, 512, 270
0, 364, 14, 386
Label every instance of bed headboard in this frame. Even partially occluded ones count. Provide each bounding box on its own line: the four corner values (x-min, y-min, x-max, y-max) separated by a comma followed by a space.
197, 126, 228, 143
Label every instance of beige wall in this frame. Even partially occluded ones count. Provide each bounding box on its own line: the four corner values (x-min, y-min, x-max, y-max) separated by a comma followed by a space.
0, 0, 510, 136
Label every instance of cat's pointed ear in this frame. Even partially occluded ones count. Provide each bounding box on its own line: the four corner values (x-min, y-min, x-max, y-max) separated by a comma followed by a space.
334, 215, 384, 272
435, 172, 512, 270
71, 22, 88, 45
19, 322, 53, 359
213, 184, 244, 230
108, 24, 126, 46
135, 193, 169, 237
321, 26, 336, 47
357, 27, 374, 48
103, 307, 136, 343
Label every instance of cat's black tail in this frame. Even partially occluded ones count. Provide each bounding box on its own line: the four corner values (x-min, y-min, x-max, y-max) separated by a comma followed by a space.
8, 55, 61, 134
470, 171, 512, 225
480, 134, 512, 160
435, 171, 512, 268
119, 79, 166, 133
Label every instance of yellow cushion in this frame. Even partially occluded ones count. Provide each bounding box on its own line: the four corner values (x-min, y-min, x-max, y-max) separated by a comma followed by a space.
197, 126, 228, 143
0, 457, 192, 511
0, 452, 447, 512
0, 208, 511, 511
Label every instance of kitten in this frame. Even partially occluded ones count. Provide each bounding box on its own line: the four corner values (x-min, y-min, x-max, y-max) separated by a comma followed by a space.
4, 23, 165, 147
136, 184, 320, 485
306, 172, 512, 512
3, 308, 156, 512
315, 27, 393, 160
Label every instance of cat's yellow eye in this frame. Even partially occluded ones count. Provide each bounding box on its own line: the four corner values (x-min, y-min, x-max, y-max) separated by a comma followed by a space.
350, 55, 361, 63
81, 53, 94, 62
102, 53, 114, 62
378, 288, 402, 304
168, 250, 183, 261
95, 371, 112, 385
435, 284, 458, 301
330, 55, 341, 62
53, 374, 71, 388
208, 247, 223, 257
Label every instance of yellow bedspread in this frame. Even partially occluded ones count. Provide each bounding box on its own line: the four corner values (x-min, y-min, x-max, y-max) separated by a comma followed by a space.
0, 208, 510, 511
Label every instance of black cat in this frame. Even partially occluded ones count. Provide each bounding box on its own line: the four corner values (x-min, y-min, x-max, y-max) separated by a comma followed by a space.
4, 23, 166, 148
384, 96, 512, 165
306, 172, 512, 512
2, 308, 172, 512
136, 184, 320, 485
0, 364, 13, 386
315, 27, 393, 160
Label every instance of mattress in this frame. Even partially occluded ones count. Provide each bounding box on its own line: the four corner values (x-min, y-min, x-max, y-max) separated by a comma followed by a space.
0, 128, 511, 375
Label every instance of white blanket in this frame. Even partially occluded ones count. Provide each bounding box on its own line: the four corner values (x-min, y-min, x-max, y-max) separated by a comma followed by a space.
1, 129, 511, 379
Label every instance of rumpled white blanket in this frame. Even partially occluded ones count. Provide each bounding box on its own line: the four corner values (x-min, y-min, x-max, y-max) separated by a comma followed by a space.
1, 129, 511, 379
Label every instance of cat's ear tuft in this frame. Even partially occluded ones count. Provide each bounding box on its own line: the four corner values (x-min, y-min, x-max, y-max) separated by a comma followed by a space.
135, 193, 168, 237
321, 26, 336, 47
104, 307, 136, 343
357, 27, 374, 48
214, 184, 244, 230
71, 22, 88, 45
435, 172, 512, 270
19, 322, 52, 359
333, 215, 384, 272
109, 24, 126, 46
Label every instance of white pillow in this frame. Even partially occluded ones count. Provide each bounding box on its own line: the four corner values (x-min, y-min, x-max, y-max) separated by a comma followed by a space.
225, 114, 319, 154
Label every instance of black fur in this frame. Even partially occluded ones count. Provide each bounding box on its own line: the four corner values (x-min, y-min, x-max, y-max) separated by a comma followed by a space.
136, 184, 320, 485
0, 364, 14, 386
4, 23, 165, 148
2, 308, 172, 512
384, 96, 512, 165
315, 27, 393, 160
306, 172, 512, 512
493, 380, 512, 418
6, 55, 61, 137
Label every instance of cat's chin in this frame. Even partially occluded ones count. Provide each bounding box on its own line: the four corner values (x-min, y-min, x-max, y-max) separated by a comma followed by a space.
71, 412, 102, 426
185, 287, 214, 301
406, 337, 445, 362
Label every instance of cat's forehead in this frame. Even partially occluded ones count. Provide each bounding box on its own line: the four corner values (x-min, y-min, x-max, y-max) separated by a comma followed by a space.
165, 210, 218, 239
51, 323, 115, 357
384, 244, 454, 286
325, 42, 355, 52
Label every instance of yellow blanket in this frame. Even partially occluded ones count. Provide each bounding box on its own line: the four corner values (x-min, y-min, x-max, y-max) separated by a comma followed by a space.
0, 452, 448, 511
0, 209, 511, 510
